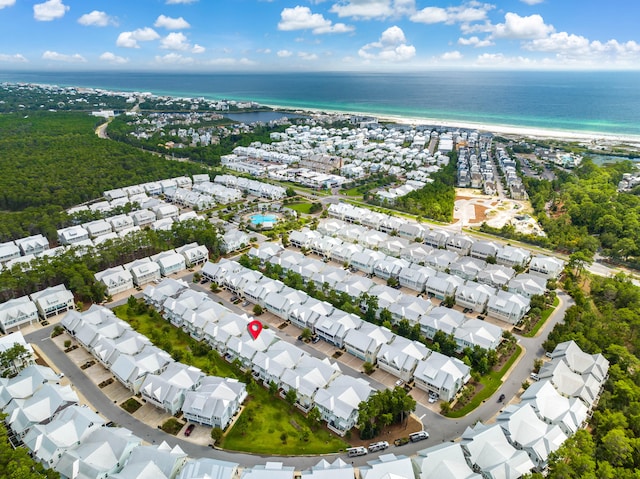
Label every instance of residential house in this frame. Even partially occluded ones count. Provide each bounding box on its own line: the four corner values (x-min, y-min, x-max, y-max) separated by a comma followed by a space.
529, 255, 565, 279
423, 229, 450, 249
399, 264, 435, 292
129, 209, 157, 227
95, 266, 134, 297
54, 427, 142, 479
379, 237, 410, 258
111, 345, 173, 393
449, 257, 486, 282
477, 264, 516, 289
252, 341, 306, 386
140, 363, 205, 415
143, 278, 189, 309
548, 340, 609, 383
200, 259, 243, 285
182, 377, 247, 429
315, 310, 362, 348
109, 214, 135, 233
314, 375, 373, 436
331, 243, 364, 265
461, 423, 535, 479
110, 442, 188, 479
373, 257, 410, 280
0, 364, 60, 409
398, 222, 427, 241
288, 297, 334, 330
241, 462, 295, 479
84, 219, 113, 239
15, 234, 49, 256
334, 275, 375, 299
359, 453, 414, 479
125, 258, 161, 287
177, 458, 239, 479
343, 322, 394, 363
412, 442, 481, 479
508, 273, 547, 298
400, 243, 434, 265
57, 225, 90, 245
221, 229, 251, 253
537, 360, 602, 409
425, 272, 464, 300
153, 204, 180, 220
486, 290, 530, 324
0, 241, 21, 264
0, 332, 35, 374
248, 242, 284, 265
280, 355, 341, 411
497, 404, 567, 472
413, 351, 471, 402
301, 459, 354, 479
470, 240, 500, 261
176, 243, 209, 266
424, 249, 458, 272
446, 234, 474, 256
152, 250, 187, 276
376, 336, 430, 382
454, 281, 496, 313
225, 328, 278, 370
454, 319, 503, 352
419, 306, 465, 340
388, 295, 434, 326
30, 284, 74, 319
0, 296, 39, 333
496, 245, 531, 268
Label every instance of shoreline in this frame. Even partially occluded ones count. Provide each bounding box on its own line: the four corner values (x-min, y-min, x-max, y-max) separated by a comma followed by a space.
265, 103, 640, 148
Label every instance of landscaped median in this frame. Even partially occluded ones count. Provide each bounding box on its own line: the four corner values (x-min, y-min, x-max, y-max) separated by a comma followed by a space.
113, 301, 348, 455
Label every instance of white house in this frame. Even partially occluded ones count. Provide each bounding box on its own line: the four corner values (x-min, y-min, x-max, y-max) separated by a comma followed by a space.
0, 296, 39, 333
412, 442, 481, 479
454, 319, 503, 352
176, 242, 209, 266
360, 453, 415, 479
343, 322, 395, 363
419, 306, 465, 340
486, 290, 530, 324
182, 377, 247, 429
15, 234, 49, 256
529, 255, 565, 279
30, 284, 74, 319
376, 336, 430, 382
152, 250, 187, 276
313, 375, 373, 436
95, 266, 134, 297
508, 273, 547, 298
0, 241, 20, 264
57, 225, 89, 245
139, 363, 205, 415
126, 258, 161, 286
413, 351, 470, 402
454, 281, 496, 313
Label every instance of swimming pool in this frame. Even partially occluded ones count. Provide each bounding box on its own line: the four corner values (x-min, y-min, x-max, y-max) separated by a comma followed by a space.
250, 214, 278, 226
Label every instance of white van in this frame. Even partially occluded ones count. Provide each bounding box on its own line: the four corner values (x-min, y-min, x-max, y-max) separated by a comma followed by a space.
409, 431, 429, 442
368, 441, 389, 452
347, 446, 368, 457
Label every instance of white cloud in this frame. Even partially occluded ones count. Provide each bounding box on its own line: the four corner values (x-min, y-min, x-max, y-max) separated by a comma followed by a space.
358, 25, 416, 62
458, 36, 494, 47
298, 51, 319, 60
42, 50, 87, 63
475, 52, 536, 67
99, 52, 129, 64
78, 11, 116, 27
0, 53, 27, 63
441, 50, 463, 60
116, 28, 160, 48
410, 2, 492, 25
278, 6, 354, 34
160, 32, 190, 50
192, 44, 205, 54
33, 0, 69, 21
520, 0, 544, 4
257, 48, 272, 54
277, 49, 293, 57
492, 12, 554, 39
154, 14, 190, 30
331, 0, 414, 20
0, 0, 16, 9
525, 32, 640, 63
155, 53, 194, 64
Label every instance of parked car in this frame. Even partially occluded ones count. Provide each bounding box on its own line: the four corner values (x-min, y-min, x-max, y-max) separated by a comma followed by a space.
394, 437, 410, 447
409, 431, 429, 442
395, 379, 404, 387
498, 393, 505, 403
312, 336, 321, 344
184, 424, 195, 436
428, 392, 438, 403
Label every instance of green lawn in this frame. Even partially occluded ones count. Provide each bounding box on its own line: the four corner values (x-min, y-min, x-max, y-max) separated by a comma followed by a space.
113, 302, 348, 455
523, 296, 560, 338
445, 345, 524, 418
220, 383, 348, 455
342, 187, 363, 197
161, 418, 185, 435
285, 202, 313, 214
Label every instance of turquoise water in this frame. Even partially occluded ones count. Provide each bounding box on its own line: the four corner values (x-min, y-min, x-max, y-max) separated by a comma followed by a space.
2, 70, 640, 136
250, 214, 277, 226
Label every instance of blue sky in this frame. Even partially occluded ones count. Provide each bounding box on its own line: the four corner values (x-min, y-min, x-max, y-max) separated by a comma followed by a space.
0, 0, 637, 71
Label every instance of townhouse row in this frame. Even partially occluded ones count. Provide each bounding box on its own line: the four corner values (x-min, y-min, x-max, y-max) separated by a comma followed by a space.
61, 305, 247, 430
0, 284, 74, 333
143, 277, 374, 436
203, 259, 473, 403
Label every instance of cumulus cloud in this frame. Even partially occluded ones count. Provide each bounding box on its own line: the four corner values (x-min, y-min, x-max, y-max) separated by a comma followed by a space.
458, 35, 494, 47
492, 12, 554, 39
0, 53, 27, 63
33, 0, 69, 21
358, 25, 416, 62
155, 53, 195, 64
441, 50, 463, 60
277, 49, 293, 57
99, 52, 129, 64
78, 10, 116, 27
278, 6, 354, 34
192, 44, 205, 54
525, 32, 640, 62
410, 2, 492, 25
42, 50, 87, 63
154, 14, 190, 30
475, 52, 536, 67
160, 32, 190, 50
298, 51, 319, 61
0, 0, 16, 9
331, 0, 415, 20
116, 28, 160, 48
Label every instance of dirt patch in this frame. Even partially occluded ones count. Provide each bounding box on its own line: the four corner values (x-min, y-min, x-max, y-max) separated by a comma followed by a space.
468, 204, 489, 224
346, 415, 423, 447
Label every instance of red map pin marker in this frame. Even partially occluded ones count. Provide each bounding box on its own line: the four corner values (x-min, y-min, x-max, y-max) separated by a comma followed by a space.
248, 320, 263, 340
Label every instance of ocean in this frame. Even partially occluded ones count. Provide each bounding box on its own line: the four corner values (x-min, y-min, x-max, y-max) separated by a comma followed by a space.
2, 70, 640, 137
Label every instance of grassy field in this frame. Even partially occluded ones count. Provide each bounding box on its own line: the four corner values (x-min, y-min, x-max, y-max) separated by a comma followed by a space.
445, 345, 524, 418
113, 302, 348, 455
220, 382, 348, 455
285, 202, 313, 214
523, 296, 560, 338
